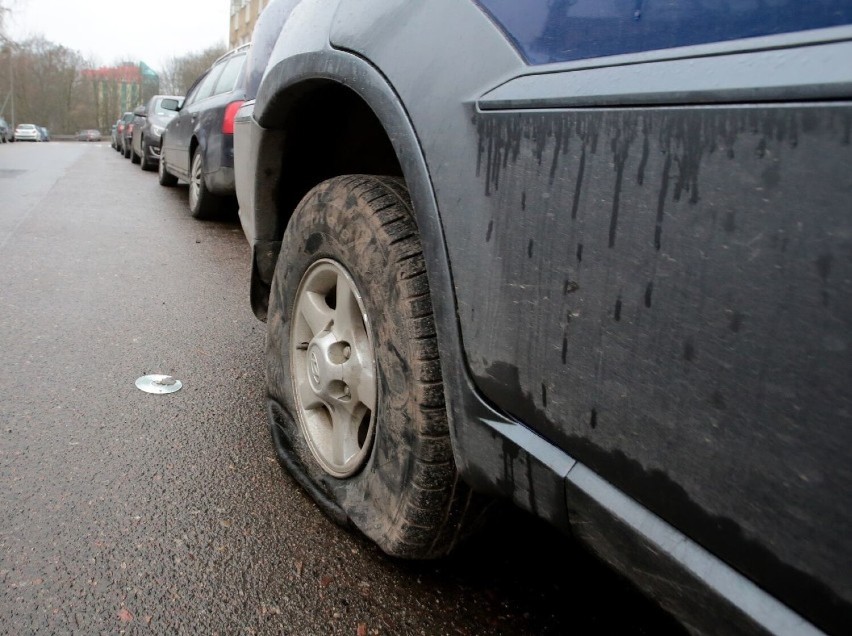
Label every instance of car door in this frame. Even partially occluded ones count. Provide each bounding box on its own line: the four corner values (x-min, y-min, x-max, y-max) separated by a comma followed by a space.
334, 1, 852, 633
170, 66, 224, 175
472, 4, 852, 634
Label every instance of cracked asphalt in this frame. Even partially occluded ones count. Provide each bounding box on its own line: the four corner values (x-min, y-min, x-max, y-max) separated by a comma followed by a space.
0, 141, 685, 635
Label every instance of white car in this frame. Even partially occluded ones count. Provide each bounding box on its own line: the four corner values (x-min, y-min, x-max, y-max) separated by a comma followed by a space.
14, 124, 41, 142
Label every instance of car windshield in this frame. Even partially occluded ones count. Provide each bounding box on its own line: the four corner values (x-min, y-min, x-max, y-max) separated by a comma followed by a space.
19, 124, 35, 129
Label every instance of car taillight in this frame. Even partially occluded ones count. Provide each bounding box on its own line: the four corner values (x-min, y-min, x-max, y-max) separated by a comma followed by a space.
118, 124, 124, 132
222, 100, 244, 135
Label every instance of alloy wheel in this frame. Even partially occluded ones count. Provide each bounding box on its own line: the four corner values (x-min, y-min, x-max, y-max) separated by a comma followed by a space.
290, 259, 377, 478
189, 153, 203, 212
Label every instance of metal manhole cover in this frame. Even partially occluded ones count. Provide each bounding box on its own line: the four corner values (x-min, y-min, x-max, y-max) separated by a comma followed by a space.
135, 374, 182, 394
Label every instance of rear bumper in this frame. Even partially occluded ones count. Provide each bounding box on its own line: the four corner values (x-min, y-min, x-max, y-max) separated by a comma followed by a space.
202, 132, 236, 196
206, 165, 236, 195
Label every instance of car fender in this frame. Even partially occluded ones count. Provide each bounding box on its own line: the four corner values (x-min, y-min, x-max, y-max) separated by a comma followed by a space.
252, 45, 539, 503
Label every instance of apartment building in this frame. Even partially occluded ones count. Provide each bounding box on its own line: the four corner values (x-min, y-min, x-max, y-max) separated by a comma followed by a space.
230, 0, 272, 47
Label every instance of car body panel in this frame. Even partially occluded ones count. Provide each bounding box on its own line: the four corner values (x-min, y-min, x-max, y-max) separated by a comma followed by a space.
236, 1, 852, 633
475, 0, 852, 65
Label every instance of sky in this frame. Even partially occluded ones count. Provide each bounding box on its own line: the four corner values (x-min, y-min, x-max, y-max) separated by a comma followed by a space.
6, 0, 231, 73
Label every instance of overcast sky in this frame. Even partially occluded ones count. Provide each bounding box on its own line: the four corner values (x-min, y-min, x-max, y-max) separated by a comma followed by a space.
7, 0, 231, 72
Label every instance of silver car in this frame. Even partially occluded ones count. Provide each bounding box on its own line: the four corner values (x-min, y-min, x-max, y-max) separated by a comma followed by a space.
14, 124, 41, 142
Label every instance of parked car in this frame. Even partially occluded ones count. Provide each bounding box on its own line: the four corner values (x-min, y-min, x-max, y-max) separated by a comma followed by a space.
38, 126, 50, 142
129, 94, 183, 170
110, 122, 119, 149
14, 124, 41, 142
76, 129, 101, 142
0, 117, 11, 143
158, 45, 248, 217
234, 2, 852, 635
116, 111, 134, 156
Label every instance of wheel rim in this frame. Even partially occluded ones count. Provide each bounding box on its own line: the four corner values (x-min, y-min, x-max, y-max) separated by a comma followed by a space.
189, 153, 202, 210
290, 259, 377, 478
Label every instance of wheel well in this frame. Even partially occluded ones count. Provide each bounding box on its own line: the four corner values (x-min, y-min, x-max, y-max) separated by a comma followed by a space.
265, 80, 404, 239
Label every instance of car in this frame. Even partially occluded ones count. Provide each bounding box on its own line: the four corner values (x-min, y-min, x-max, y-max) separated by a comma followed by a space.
116, 111, 134, 157
14, 124, 41, 142
158, 45, 248, 218
129, 94, 183, 171
0, 117, 11, 143
110, 122, 119, 149
38, 126, 51, 142
234, 2, 852, 635
76, 129, 101, 142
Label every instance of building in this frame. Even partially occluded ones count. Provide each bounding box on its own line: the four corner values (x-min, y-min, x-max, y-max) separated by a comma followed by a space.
230, 0, 272, 47
83, 62, 159, 131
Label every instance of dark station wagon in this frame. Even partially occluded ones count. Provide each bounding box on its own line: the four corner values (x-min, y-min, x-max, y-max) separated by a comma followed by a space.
159, 45, 249, 218
234, 2, 852, 634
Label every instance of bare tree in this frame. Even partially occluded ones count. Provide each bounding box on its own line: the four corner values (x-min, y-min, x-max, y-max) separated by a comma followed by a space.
159, 44, 228, 96
1, 2, 11, 120
0, 36, 88, 133
0, 23, 227, 134
0, 2, 9, 36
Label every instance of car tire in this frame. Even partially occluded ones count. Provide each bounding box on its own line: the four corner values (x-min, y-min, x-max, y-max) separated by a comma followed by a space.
188, 149, 219, 219
123, 142, 131, 159
130, 144, 141, 164
266, 174, 485, 559
139, 140, 154, 171
158, 148, 178, 187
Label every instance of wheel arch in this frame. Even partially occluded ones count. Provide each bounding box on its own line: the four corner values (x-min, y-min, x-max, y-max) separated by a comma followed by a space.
250, 51, 449, 329
189, 135, 200, 168
248, 50, 508, 481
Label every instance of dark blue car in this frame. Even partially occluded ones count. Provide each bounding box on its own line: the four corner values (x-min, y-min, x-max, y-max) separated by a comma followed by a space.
234, 2, 852, 633
159, 45, 249, 218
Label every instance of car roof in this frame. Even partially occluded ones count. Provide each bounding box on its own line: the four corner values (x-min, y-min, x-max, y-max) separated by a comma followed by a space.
212, 43, 251, 67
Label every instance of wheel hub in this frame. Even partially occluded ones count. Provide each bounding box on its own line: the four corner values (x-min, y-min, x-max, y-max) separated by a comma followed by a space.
290, 259, 376, 478
305, 333, 348, 400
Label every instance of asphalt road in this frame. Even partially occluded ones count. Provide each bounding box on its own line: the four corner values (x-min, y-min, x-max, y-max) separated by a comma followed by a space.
0, 141, 685, 635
